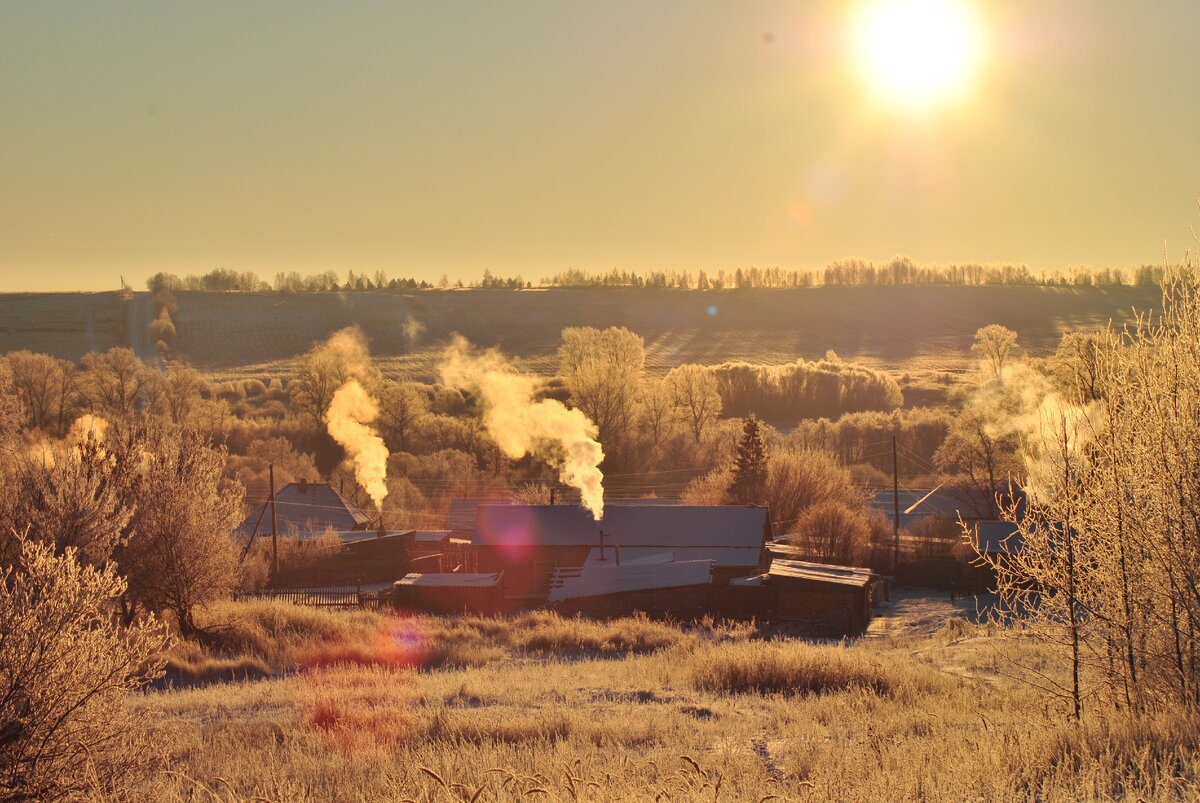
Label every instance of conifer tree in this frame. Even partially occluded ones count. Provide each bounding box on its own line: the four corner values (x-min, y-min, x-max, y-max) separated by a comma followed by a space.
728, 414, 768, 505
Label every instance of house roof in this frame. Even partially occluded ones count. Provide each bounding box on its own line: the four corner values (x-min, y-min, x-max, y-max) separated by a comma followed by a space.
970, 521, 1024, 554
548, 559, 712, 603
236, 482, 372, 540
769, 559, 875, 588
445, 497, 512, 532
870, 489, 965, 519
471, 504, 770, 551
394, 572, 503, 588
413, 530, 452, 543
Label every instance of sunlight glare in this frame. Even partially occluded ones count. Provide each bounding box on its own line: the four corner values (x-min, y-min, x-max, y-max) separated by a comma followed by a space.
854, 0, 985, 110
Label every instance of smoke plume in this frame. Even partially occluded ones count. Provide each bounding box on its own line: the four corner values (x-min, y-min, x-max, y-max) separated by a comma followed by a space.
970, 361, 1100, 503
402, 314, 425, 347
68, 414, 109, 444
323, 326, 372, 378
325, 380, 389, 511
439, 336, 606, 519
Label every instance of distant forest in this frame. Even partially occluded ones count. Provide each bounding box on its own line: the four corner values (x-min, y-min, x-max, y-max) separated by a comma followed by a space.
144, 257, 1165, 296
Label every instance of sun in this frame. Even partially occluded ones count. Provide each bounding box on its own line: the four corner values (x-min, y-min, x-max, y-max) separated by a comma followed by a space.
853, 0, 984, 109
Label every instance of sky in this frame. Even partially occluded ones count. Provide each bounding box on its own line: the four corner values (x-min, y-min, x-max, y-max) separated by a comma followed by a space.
2, 1, 1198, 292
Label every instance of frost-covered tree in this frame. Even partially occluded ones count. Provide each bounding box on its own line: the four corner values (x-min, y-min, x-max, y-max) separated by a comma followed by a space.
0, 532, 169, 801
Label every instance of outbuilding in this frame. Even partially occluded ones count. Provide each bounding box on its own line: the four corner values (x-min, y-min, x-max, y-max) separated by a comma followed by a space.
391, 572, 504, 614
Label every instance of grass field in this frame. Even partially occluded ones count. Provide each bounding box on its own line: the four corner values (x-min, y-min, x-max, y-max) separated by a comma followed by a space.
126, 592, 1200, 802
0, 286, 1163, 385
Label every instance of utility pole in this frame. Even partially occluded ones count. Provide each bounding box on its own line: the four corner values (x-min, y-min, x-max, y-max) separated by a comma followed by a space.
598, 529, 606, 561
892, 435, 900, 571
269, 463, 279, 587
549, 486, 556, 506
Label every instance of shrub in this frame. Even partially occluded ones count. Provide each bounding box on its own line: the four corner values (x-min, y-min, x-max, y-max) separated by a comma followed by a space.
0, 533, 169, 801
708, 359, 902, 422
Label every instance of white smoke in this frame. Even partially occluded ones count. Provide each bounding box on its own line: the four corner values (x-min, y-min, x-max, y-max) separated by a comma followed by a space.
325, 380, 389, 511
971, 361, 1101, 503
68, 414, 109, 444
439, 336, 606, 519
402, 314, 425, 347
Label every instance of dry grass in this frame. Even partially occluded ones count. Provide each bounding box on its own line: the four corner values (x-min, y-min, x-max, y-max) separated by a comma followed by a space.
127, 597, 1200, 801
167, 601, 718, 682
690, 641, 898, 697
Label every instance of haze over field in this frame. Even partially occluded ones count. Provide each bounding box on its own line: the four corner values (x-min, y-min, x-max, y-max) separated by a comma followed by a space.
0, 284, 1163, 380
3, 2, 1199, 290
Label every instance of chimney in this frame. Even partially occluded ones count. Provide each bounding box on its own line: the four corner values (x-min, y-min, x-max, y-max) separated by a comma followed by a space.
298, 478, 309, 494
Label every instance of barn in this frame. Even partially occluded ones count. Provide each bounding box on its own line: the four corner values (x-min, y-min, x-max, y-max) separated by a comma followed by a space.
470, 504, 770, 605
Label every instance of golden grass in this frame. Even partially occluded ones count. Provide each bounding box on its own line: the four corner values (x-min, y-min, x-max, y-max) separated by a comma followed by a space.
167, 601, 724, 683
132, 600, 1200, 802
690, 641, 897, 697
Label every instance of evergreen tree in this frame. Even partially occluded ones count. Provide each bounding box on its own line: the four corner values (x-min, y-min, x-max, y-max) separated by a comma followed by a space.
727, 414, 768, 505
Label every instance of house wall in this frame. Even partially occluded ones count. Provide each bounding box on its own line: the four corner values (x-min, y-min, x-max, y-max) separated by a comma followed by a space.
551, 585, 711, 619
770, 579, 872, 635
391, 585, 502, 615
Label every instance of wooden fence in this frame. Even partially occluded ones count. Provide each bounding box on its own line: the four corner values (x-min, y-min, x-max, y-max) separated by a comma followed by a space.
235, 588, 388, 611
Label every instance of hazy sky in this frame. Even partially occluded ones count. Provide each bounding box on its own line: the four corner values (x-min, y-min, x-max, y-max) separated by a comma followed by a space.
2, 1, 1198, 292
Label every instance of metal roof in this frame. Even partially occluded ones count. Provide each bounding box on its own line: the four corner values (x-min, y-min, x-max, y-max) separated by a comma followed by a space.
394, 572, 503, 588
472, 504, 770, 551
970, 521, 1023, 554
236, 482, 373, 540
769, 559, 875, 588
445, 497, 512, 532
413, 529, 451, 542
870, 489, 965, 518
547, 559, 713, 603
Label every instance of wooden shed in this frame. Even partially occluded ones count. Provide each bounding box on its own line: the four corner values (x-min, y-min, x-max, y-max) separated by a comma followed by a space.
767, 559, 879, 636
390, 572, 504, 615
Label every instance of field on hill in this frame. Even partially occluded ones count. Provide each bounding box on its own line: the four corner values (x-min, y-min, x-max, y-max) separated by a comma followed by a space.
0, 286, 1163, 385
127, 592, 1199, 802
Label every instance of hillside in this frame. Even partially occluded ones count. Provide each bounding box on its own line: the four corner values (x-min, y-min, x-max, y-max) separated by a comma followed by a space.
0, 285, 1162, 381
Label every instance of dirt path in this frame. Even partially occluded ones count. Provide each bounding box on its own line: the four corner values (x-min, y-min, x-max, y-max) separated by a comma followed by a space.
125, 291, 158, 364
866, 587, 998, 640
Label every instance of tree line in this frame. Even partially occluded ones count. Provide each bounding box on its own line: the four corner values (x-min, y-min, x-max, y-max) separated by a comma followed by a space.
136, 258, 1166, 298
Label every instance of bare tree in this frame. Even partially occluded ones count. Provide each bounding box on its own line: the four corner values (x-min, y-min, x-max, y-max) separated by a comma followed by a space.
983, 261, 1200, 715
376, 381, 429, 453
971, 324, 1019, 382
3, 352, 80, 435
666, 364, 722, 444
80, 348, 153, 421
289, 327, 377, 422
934, 408, 1023, 517
558, 326, 645, 455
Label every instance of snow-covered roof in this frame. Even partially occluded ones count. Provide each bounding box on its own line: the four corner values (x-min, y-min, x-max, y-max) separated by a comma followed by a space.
472, 504, 769, 552
870, 489, 965, 519
971, 521, 1023, 554
394, 572, 503, 588
547, 559, 712, 603
445, 498, 512, 531
769, 559, 875, 588
337, 529, 409, 545
236, 481, 372, 539
413, 529, 452, 543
